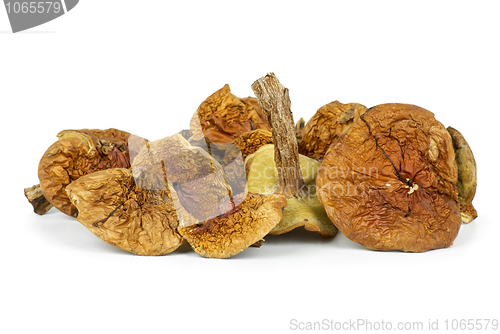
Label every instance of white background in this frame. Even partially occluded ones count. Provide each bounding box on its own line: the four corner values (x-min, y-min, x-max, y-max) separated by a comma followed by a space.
1, 1, 499, 333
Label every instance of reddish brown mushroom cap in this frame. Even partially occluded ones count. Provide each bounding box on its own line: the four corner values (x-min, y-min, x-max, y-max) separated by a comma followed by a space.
299, 101, 367, 160
317, 103, 461, 252
190, 84, 270, 145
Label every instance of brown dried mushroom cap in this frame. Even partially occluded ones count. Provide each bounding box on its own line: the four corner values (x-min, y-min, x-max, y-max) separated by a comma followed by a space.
317, 103, 461, 252
130, 131, 284, 258
178, 192, 287, 258
66, 168, 183, 256
37, 128, 132, 217
130, 133, 239, 223
190, 84, 270, 145
246, 145, 337, 237
298, 101, 367, 160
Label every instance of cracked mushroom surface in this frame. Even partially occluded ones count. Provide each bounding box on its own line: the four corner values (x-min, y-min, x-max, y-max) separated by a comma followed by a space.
178, 192, 287, 258
298, 101, 367, 160
37, 128, 132, 217
317, 103, 462, 252
190, 84, 270, 146
66, 168, 183, 256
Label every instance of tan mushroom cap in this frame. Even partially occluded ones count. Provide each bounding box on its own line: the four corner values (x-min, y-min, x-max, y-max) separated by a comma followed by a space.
317, 103, 461, 252
298, 101, 367, 160
130, 133, 239, 223
245, 144, 337, 237
38, 128, 132, 217
66, 168, 183, 256
447, 127, 477, 208
178, 192, 287, 258
190, 84, 270, 145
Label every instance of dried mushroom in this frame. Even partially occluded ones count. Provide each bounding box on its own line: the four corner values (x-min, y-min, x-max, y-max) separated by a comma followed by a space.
295, 117, 305, 144
447, 126, 478, 223
248, 73, 338, 237
190, 84, 270, 146
460, 203, 478, 224
130, 133, 237, 222
130, 131, 287, 258
24, 184, 53, 215
317, 103, 462, 252
222, 129, 274, 165
178, 192, 287, 258
66, 168, 183, 256
298, 101, 367, 160
37, 128, 132, 217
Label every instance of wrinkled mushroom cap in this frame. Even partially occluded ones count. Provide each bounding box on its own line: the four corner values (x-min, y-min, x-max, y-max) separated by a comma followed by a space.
447, 126, 477, 208
190, 84, 270, 145
245, 144, 337, 237
38, 128, 132, 217
317, 103, 461, 252
130, 133, 246, 224
130, 131, 285, 259
178, 192, 287, 258
298, 101, 367, 160
66, 168, 183, 256
222, 129, 274, 166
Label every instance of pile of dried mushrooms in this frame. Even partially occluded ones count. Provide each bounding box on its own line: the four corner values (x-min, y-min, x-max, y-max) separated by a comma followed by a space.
25, 73, 478, 258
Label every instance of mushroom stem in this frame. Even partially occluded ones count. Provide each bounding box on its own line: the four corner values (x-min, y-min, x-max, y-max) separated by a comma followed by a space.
24, 184, 53, 215
251, 73, 306, 198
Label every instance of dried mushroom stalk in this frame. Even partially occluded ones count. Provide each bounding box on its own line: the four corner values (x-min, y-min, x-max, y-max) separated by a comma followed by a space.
248, 73, 337, 237
252, 73, 306, 198
24, 184, 53, 215
190, 84, 270, 146
66, 168, 183, 256
317, 103, 462, 252
447, 126, 478, 223
37, 128, 132, 217
298, 101, 367, 160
